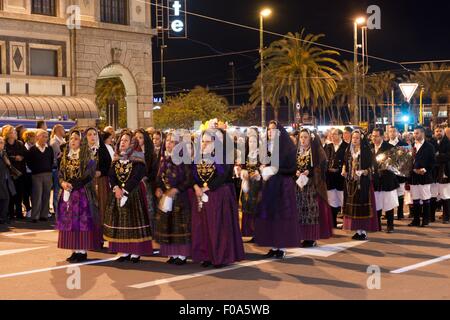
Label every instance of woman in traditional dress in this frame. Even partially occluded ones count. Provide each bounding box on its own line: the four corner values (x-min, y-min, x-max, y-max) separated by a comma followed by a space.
295, 128, 333, 247
134, 129, 158, 253
190, 129, 245, 268
341, 130, 379, 240
255, 121, 299, 258
154, 132, 194, 265
85, 127, 111, 247
240, 127, 263, 242
103, 130, 153, 263
56, 129, 102, 263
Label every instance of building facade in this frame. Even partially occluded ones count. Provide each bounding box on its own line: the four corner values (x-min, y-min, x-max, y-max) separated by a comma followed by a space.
0, 0, 155, 128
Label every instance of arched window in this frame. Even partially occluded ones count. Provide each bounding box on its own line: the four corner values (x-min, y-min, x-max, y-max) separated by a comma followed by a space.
100, 0, 128, 25
31, 0, 56, 16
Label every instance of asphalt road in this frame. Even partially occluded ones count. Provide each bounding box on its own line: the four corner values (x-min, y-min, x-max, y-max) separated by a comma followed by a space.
0, 216, 449, 300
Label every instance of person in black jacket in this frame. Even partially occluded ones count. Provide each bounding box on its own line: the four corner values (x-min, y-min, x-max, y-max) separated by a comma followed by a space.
371, 128, 399, 233
430, 126, 450, 224
388, 126, 409, 220
0, 137, 16, 225
324, 129, 349, 228
3, 125, 27, 220
26, 129, 54, 222
409, 126, 436, 227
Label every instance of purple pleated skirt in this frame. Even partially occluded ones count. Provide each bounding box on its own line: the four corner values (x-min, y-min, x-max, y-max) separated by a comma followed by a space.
190, 184, 245, 265
241, 214, 255, 237
58, 227, 103, 251
255, 176, 299, 248
160, 244, 192, 257
108, 241, 153, 256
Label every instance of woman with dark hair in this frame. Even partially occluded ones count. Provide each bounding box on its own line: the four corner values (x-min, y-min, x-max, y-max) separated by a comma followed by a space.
86, 127, 111, 243
154, 132, 194, 265
190, 129, 245, 268
134, 129, 157, 252
341, 130, 379, 240
295, 128, 333, 248
240, 127, 262, 241
57, 129, 101, 263
103, 130, 153, 263
255, 121, 299, 259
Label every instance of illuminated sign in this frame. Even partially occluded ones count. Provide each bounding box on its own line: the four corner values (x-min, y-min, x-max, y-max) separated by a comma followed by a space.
399, 83, 419, 103
168, 0, 187, 38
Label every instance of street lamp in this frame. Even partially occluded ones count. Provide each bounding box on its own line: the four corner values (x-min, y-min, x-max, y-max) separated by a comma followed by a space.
260, 8, 272, 128
353, 16, 366, 125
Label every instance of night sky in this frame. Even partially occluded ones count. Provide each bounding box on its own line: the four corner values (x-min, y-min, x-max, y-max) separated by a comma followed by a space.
152, 0, 450, 105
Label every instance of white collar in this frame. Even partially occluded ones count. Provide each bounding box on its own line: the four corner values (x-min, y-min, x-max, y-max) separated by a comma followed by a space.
36, 143, 47, 152
415, 140, 424, 147
333, 140, 342, 151
389, 137, 399, 146
54, 135, 65, 144
68, 148, 80, 159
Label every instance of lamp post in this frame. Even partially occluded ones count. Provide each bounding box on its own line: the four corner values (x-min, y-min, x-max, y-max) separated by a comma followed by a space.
260, 8, 271, 128
353, 17, 366, 125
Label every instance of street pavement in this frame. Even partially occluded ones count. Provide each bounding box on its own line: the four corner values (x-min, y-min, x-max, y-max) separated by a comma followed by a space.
0, 217, 449, 300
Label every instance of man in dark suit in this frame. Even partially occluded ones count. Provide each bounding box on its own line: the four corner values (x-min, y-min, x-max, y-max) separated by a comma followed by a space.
388, 126, 409, 220
430, 125, 450, 224
371, 128, 400, 233
409, 126, 436, 227
324, 128, 349, 228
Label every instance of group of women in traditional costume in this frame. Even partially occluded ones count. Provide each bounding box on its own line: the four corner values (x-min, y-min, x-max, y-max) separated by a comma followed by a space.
56, 122, 387, 266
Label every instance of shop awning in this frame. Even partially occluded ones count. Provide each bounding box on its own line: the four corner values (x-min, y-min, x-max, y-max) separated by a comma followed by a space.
0, 95, 98, 120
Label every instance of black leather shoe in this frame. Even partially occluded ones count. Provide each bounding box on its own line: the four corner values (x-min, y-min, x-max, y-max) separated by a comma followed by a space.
359, 233, 368, 241
167, 257, 176, 264
352, 233, 361, 240
76, 253, 88, 263
174, 258, 187, 266
131, 256, 141, 263
117, 254, 131, 262
66, 252, 78, 263
408, 222, 420, 227
201, 261, 212, 268
301, 241, 317, 248
264, 249, 278, 258
213, 264, 227, 269
246, 238, 255, 243
386, 226, 394, 233
275, 250, 286, 259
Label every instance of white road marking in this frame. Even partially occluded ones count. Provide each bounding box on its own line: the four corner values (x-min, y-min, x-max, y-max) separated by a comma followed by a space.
390, 254, 450, 274
2, 230, 56, 237
0, 246, 49, 257
0, 257, 119, 279
129, 241, 366, 289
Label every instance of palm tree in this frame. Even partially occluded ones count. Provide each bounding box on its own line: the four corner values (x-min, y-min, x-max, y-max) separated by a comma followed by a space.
365, 71, 396, 127
249, 28, 342, 125
410, 63, 449, 128
334, 60, 357, 124
95, 78, 127, 128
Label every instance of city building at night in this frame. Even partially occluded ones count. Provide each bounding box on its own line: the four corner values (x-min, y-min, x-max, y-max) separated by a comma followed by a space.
0, 0, 155, 128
